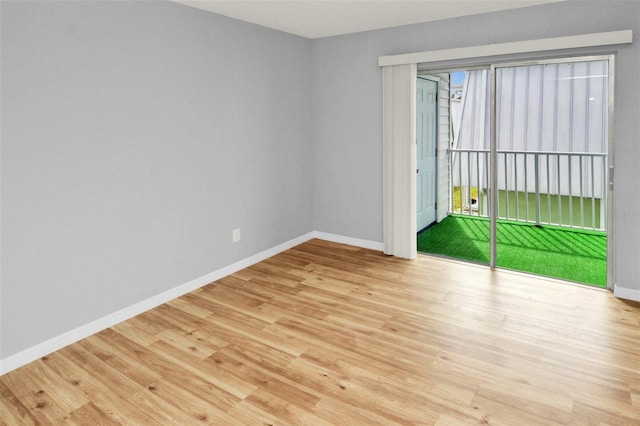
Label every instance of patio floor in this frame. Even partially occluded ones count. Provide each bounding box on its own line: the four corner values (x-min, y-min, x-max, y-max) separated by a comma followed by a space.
417, 215, 607, 287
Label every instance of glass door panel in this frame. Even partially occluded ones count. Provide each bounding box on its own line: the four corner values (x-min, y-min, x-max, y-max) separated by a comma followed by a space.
493, 59, 609, 287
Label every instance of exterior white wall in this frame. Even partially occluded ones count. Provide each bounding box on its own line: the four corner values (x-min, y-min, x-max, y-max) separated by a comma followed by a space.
436, 73, 450, 223
453, 60, 609, 198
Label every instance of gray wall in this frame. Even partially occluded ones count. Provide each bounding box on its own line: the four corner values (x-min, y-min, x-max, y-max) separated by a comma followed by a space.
311, 1, 640, 291
0, 1, 312, 359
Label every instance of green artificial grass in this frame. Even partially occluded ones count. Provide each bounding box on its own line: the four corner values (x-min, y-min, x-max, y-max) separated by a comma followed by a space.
417, 215, 607, 287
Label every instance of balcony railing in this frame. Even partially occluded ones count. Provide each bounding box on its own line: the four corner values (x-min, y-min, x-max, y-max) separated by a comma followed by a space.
450, 149, 607, 231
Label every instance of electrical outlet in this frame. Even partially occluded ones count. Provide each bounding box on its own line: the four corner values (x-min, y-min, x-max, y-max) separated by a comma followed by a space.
232, 228, 241, 243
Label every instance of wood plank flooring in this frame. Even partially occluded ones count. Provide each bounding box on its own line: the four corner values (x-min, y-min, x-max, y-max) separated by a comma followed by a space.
2, 239, 639, 425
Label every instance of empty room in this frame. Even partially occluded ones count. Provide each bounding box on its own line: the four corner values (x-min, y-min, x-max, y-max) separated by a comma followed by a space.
1, 0, 639, 424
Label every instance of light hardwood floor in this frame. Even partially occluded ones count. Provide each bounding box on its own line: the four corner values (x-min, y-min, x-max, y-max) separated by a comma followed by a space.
2, 239, 639, 425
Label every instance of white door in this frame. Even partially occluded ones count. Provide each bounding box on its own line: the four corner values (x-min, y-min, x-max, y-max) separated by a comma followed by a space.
417, 78, 437, 231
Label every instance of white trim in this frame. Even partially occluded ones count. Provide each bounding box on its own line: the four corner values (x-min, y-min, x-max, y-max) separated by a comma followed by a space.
0, 231, 384, 375
613, 285, 640, 302
5, 227, 629, 374
0, 232, 315, 375
313, 231, 384, 252
378, 30, 633, 67
606, 56, 616, 290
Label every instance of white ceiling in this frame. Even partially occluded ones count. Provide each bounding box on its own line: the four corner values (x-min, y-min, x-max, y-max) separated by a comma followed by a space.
172, 0, 564, 39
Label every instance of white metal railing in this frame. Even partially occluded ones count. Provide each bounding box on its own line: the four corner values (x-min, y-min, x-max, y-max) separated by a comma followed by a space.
449, 149, 607, 231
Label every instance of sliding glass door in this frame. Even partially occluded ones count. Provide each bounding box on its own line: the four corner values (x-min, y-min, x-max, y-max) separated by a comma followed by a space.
491, 57, 611, 287
420, 55, 613, 287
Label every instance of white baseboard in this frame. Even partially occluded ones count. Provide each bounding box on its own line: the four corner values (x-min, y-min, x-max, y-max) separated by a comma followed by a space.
0, 231, 382, 374
613, 285, 640, 302
0, 232, 316, 375
312, 231, 384, 251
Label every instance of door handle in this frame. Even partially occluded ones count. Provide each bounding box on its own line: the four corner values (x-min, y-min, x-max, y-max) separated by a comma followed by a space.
417, 169, 420, 174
